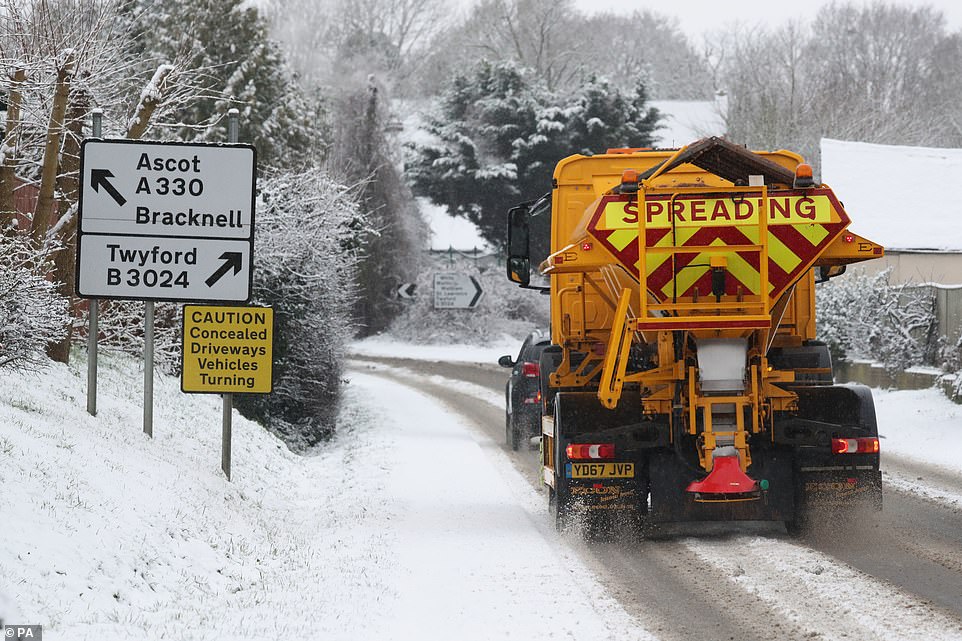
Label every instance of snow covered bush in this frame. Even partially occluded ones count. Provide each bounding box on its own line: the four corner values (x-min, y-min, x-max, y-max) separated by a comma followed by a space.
940, 337, 962, 401
233, 169, 364, 451
386, 253, 549, 344
92, 301, 182, 372
816, 267, 938, 375
0, 235, 69, 371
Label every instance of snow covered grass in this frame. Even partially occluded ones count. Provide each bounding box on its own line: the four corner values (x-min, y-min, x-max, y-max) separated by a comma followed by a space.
0, 349, 652, 640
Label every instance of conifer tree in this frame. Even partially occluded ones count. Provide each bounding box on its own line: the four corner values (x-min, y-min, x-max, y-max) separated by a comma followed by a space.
408, 61, 660, 248
129, 0, 321, 169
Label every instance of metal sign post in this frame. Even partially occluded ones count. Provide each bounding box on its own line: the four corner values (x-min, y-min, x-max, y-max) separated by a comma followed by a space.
86, 109, 102, 417
144, 299, 153, 437
223, 108, 239, 480
180, 301, 273, 483
76, 121, 257, 443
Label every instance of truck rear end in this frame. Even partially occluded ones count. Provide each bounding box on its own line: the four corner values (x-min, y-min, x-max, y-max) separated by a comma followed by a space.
506, 137, 884, 536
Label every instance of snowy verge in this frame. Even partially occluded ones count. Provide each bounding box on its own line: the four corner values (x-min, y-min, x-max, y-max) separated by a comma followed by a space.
0, 351, 655, 640
874, 386, 962, 478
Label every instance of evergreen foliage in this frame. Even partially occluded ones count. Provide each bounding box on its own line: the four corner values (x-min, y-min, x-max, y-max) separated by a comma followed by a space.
128, 0, 323, 169
407, 61, 660, 248
329, 78, 428, 337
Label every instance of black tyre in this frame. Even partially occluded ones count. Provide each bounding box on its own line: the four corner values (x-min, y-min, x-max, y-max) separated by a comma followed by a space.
505, 383, 521, 451
548, 485, 571, 533
509, 417, 521, 451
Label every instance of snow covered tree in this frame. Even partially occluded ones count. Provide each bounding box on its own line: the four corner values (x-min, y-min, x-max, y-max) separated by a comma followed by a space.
414, 3, 712, 99
714, 2, 962, 166
563, 76, 661, 156
0, 0, 194, 363
580, 11, 713, 100
263, 0, 445, 95
407, 61, 542, 247
407, 60, 660, 248
329, 77, 428, 337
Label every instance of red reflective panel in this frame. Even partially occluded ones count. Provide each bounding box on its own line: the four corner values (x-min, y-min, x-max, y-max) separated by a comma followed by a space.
831, 437, 879, 454
565, 443, 616, 460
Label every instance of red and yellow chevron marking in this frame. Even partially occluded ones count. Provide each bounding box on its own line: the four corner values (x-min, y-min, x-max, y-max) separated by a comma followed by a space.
586, 189, 849, 302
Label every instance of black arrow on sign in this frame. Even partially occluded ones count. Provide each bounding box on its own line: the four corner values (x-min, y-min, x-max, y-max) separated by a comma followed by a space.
206, 252, 243, 287
468, 276, 483, 308
90, 169, 126, 207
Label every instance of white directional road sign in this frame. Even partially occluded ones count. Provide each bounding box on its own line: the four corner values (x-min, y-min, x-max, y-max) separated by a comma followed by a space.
433, 273, 484, 309
76, 139, 256, 302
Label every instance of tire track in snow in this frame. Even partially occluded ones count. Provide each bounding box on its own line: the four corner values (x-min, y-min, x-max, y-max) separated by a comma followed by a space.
683, 535, 962, 641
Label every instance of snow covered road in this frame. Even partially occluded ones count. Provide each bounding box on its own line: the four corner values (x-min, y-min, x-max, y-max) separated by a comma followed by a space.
352, 350, 962, 641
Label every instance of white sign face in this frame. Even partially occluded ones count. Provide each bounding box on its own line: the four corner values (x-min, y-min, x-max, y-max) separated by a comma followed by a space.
79, 140, 254, 237
434, 273, 484, 309
76, 139, 256, 302
77, 235, 251, 301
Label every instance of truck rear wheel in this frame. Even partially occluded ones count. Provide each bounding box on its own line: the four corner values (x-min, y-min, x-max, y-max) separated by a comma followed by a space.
548, 486, 571, 533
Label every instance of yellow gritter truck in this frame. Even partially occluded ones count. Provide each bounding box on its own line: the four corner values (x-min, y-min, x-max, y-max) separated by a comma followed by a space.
506, 137, 885, 536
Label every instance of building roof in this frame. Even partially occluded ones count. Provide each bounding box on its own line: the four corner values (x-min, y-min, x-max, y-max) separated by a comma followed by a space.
821, 138, 962, 252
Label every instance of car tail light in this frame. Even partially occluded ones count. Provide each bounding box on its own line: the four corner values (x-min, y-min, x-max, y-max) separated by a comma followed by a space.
566, 443, 615, 460
831, 437, 879, 454
522, 362, 540, 378
523, 389, 542, 404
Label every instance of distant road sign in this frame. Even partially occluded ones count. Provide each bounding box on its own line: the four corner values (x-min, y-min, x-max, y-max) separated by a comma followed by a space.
181, 305, 273, 394
434, 273, 483, 309
76, 139, 256, 302
397, 283, 417, 299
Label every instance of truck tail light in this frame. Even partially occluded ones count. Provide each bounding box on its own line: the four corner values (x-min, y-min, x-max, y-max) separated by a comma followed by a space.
565, 443, 615, 460
831, 437, 879, 454
522, 362, 540, 378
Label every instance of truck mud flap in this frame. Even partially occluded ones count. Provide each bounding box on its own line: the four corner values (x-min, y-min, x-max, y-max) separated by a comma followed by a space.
648, 450, 796, 523
796, 468, 882, 510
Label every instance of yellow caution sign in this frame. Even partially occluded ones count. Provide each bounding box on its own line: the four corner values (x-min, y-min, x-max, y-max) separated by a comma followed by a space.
181, 304, 273, 393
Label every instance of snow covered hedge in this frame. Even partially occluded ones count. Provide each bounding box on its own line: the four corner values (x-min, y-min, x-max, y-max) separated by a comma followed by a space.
0, 235, 69, 371
233, 169, 365, 451
816, 268, 938, 375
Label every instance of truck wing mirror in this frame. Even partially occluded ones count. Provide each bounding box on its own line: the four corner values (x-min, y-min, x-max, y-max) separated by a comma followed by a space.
815, 264, 847, 283
507, 205, 531, 286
